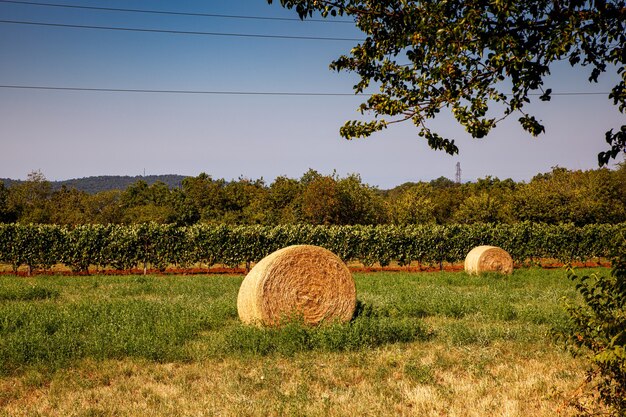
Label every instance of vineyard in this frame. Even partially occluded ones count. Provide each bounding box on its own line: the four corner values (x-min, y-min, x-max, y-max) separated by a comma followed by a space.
0, 222, 623, 274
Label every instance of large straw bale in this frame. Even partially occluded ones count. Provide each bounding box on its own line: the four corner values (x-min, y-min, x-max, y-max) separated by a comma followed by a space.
237, 245, 356, 326
465, 245, 513, 275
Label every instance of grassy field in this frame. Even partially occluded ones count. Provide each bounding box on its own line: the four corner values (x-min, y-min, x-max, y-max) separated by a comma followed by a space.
0, 268, 601, 416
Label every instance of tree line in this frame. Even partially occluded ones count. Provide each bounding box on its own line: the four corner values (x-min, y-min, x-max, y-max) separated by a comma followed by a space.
1, 166, 625, 226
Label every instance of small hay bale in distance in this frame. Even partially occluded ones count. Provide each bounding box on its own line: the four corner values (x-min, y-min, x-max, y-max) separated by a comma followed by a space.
465, 245, 514, 275
237, 245, 356, 326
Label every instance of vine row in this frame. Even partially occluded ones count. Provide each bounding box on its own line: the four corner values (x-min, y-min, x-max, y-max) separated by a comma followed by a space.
0, 223, 624, 273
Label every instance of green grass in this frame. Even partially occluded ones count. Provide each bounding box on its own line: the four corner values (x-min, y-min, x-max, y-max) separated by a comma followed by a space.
0, 274, 239, 374
0, 268, 604, 417
0, 268, 592, 376
0, 283, 59, 302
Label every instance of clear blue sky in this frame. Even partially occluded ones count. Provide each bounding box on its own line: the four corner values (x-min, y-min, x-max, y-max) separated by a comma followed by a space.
0, 0, 623, 188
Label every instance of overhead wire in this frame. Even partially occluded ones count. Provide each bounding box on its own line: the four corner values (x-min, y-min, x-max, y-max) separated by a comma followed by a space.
0, 85, 611, 97
0, 19, 365, 41
0, 2, 614, 98
0, 85, 365, 96
0, 0, 354, 23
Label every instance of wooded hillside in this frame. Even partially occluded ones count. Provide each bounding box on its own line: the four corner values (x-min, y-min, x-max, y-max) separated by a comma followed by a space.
1, 175, 187, 194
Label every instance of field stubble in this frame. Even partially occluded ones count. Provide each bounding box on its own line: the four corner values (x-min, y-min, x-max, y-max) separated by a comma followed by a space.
0, 269, 599, 416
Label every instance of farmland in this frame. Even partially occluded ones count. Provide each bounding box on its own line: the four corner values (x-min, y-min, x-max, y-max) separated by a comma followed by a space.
0, 268, 601, 416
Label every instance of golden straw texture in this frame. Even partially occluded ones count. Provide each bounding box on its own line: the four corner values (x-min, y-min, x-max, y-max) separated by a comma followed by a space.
237, 245, 356, 326
464, 245, 514, 275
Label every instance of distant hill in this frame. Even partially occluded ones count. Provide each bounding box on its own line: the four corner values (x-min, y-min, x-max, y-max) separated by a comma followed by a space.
1, 175, 189, 194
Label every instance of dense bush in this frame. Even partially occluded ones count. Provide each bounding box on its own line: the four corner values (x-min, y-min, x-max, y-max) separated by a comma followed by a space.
564, 253, 626, 416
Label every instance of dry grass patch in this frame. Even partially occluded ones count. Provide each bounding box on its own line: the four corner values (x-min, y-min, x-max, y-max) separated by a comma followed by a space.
1, 341, 585, 417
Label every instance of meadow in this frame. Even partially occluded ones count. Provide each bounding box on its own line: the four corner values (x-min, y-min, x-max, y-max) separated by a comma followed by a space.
0, 268, 600, 416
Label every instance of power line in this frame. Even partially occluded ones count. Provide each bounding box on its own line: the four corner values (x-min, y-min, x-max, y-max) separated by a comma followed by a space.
0, 0, 354, 23
531, 92, 611, 96
0, 20, 365, 41
0, 84, 611, 97
0, 85, 365, 96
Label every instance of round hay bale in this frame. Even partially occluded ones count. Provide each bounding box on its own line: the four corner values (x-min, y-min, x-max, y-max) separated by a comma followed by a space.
237, 245, 356, 326
465, 245, 513, 275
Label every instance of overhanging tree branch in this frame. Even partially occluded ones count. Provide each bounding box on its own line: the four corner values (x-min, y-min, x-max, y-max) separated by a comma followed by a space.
268, 0, 626, 164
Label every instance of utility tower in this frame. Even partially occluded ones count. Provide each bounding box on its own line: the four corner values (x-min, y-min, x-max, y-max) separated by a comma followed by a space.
455, 162, 461, 184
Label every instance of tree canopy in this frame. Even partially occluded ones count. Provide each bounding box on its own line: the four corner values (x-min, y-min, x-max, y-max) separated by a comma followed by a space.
267, 0, 625, 164
2, 167, 625, 226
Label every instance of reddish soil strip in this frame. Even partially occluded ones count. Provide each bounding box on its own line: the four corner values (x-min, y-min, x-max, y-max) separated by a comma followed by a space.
0, 260, 611, 277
